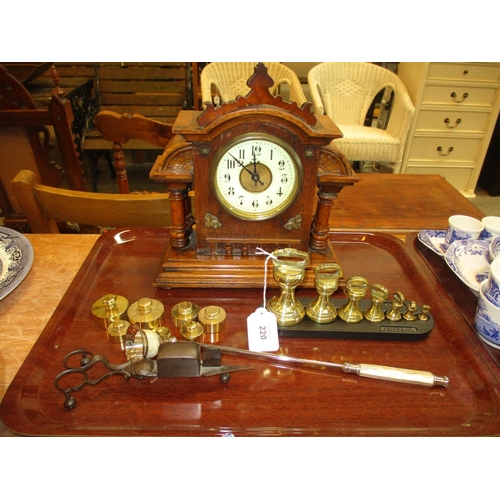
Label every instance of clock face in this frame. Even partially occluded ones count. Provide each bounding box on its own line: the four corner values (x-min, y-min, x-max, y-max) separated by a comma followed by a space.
212, 134, 301, 221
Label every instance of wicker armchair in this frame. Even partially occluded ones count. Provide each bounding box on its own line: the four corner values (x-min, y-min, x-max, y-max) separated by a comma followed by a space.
200, 62, 307, 107
308, 62, 415, 173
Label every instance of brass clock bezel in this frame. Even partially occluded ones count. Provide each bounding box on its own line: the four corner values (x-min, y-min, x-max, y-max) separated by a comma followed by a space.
211, 132, 303, 221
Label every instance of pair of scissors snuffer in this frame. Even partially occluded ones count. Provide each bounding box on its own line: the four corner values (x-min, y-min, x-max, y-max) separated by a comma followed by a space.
54, 343, 252, 410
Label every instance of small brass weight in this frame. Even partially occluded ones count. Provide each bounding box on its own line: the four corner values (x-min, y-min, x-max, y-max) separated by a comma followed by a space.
337, 276, 369, 323
267, 248, 310, 327
306, 263, 342, 324
364, 284, 389, 322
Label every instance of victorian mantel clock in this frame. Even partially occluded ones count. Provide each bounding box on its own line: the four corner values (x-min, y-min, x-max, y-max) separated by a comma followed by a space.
150, 63, 358, 288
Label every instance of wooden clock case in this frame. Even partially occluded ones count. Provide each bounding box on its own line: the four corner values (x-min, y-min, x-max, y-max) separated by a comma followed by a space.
150, 63, 358, 288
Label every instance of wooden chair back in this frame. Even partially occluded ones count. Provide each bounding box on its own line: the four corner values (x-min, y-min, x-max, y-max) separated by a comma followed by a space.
92, 110, 173, 194
0, 64, 86, 227
12, 169, 171, 233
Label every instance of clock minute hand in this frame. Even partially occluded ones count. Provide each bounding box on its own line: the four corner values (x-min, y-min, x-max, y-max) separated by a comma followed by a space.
251, 151, 258, 174
229, 153, 264, 186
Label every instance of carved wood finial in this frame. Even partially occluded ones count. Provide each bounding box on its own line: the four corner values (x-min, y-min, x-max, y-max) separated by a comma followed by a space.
196, 62, 316, 127
51, 65, 65, 97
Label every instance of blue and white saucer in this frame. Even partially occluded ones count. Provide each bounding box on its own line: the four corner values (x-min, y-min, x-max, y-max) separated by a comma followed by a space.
444, 239, 490, 296
418, 230, 448, 256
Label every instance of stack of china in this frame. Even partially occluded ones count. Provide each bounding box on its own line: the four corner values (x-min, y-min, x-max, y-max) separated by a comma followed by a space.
442, 216, 500, 297
475, 258, 500, 349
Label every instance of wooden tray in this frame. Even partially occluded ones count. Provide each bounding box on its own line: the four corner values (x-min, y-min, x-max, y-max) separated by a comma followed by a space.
1, 228, 500, 436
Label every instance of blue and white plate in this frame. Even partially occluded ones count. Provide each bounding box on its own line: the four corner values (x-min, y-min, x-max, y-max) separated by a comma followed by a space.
418, 229, 448, 256
444, 239, 490, 296
0, 227, 34, 300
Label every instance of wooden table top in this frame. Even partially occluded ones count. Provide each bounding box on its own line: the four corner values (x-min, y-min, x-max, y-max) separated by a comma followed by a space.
0, 174, 495, 437
0, 234, 100, 436
330, 174, 485, 237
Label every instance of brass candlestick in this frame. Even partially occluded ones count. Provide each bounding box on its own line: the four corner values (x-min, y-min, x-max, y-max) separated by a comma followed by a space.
306, 263, 342, 324
267, 248, 310, 327
338, 276, 369, 323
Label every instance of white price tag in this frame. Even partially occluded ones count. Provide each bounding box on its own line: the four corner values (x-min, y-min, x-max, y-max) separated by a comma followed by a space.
247, 307, 280, 352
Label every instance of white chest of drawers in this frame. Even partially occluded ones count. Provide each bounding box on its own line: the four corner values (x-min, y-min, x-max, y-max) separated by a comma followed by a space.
398, 62, 500, 196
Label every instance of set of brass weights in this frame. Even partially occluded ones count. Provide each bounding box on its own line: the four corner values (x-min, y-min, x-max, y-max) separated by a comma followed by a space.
265, 248, 431, 328
92, 294, 227, 362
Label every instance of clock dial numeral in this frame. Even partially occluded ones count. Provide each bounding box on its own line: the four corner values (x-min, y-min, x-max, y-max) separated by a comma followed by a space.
214, 135, 300, 220
252, 145, 261, 156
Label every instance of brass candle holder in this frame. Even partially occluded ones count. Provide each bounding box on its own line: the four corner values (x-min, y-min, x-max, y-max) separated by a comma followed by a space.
306, 263, 342, 324
267, 248, 310, 327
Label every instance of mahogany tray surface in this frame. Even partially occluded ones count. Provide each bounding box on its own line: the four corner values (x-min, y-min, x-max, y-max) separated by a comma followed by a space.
1, 228, 500, 436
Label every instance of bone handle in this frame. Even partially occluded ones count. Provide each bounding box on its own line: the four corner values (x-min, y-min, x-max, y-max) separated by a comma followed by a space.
342, 363, 449, 388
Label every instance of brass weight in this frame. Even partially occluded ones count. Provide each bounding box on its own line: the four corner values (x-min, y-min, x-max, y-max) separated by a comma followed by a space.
171, 301, 199, 328
128, 297, 164, 329
92, 293, 129, 329
306, 263, 342, 324
267, 248, 310, 327
198, 305, 227, 342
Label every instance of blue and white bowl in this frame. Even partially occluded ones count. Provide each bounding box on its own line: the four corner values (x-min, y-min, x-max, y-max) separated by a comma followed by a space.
475, 281, 500, 349
444, 239, 490, 295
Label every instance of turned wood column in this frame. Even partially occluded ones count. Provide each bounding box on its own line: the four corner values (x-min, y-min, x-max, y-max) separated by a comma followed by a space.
111, 142, 130, 194
310, 188, 339, 251
166, 184, 191, 248
310, 144, 360, 250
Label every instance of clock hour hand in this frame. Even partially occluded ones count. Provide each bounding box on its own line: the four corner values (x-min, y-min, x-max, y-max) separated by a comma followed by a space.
229, 153, 264, 186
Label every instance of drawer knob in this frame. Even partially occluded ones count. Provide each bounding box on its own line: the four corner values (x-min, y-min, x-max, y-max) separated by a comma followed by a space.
463, 69, 469, 75
437, 146, 454, 156
444, 118, 462, 128
451, 92, 468, 102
